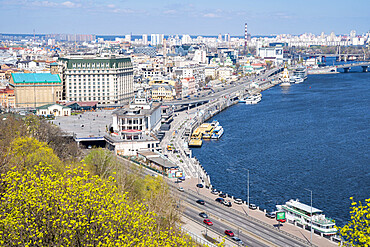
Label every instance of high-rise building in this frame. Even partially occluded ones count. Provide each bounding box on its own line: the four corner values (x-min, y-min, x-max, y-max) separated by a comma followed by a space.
150, 34, 164, 46
142, 34, 148, 45
125, 34, 131, 42
244, 23, 248, 47
58, 55, 134, 104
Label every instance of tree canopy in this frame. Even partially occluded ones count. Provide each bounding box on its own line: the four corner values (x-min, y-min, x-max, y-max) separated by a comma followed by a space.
0, 161, 192, 246
337, 197, 370, 246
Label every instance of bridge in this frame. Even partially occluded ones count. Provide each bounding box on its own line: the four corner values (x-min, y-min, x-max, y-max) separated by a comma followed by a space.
335, 61, 370, 72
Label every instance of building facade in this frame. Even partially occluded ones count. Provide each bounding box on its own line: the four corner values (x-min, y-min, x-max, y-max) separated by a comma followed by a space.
58, 55, 134, 104
0, 86, 15, 109
10, 73, 62, 108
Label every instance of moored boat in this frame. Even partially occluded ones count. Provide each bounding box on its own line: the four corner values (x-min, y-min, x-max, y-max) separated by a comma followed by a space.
276, 199, 337, 237
211, 125, 224, 139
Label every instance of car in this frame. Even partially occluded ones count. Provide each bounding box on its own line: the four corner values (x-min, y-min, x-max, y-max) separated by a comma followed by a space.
223, 201, 232, 207
196, 184, 204, 188
231, 237, 243, 245
225, 230, 234, 237
196, 199, 205, 205
199, 212, 208, 218
203, 219, 213, 226
249, 203, 257, 210
211, 189, 219, 195
215, 198, 225, 203
278, 219, 286, 223
234, 198, 243, 205
178, 187, 184, 192
265, 212, 276, 219
219, 193, 227, 198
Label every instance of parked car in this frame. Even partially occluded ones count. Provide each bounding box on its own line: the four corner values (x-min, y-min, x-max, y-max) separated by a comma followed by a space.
203, 219, 213, 226
223, 201, 232, 207
234, 198, 243, 205
211, 189, 219, 195
199, 212, 208, 218
196, 184, 204, 188
196, 199, 205, 205
249, 203, 257, 210
231, 237, 243, 245
265, 212, 276, 219
225, 230, 234, 237
177, 187, 184, 192
219, 193, 227, 198
215, 198, 225, 203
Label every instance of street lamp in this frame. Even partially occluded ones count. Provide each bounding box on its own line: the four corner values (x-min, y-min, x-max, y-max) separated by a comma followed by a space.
247, 169, 250, 216
305, 188, 313, 245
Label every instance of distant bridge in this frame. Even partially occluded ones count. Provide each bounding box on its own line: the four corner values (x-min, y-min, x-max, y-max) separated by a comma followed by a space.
335, 61, 370, 72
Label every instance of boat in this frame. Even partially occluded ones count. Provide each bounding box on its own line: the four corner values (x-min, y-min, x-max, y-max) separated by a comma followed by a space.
245, 95, 261, 104
293, 66, 308, 81
276, 199, 337, 237
238, 98, 246, 103
280, 81, 291, 87
188, 138, 202, 147
295, 78, 304, 84
211, 125, 224, 139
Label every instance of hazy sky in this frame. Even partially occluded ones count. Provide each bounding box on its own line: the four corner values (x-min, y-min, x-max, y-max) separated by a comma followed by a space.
1, 0, 369, 36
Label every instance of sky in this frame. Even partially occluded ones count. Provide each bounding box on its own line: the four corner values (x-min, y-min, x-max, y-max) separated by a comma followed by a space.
1, 0, 369, 36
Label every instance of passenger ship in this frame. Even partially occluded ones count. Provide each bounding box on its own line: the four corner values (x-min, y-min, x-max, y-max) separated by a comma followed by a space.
276, 199, 337, 237
211, 125, 224, 139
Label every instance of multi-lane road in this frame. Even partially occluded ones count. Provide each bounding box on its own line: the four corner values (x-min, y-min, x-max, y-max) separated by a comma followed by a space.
175, 186, 314, 247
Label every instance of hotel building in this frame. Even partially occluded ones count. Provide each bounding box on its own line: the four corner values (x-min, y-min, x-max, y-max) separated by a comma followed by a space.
58, 55, 134, 104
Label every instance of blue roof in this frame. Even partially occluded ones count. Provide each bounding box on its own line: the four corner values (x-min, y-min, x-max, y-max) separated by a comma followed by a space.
50, 62, 58, 65
12, 73, 61, 84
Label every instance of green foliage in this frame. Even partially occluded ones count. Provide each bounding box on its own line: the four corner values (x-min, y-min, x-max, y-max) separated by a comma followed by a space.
337, 197, 370, 246
84, 148, 117, 178
0, 163, 192, 246
6, 136, 62, 173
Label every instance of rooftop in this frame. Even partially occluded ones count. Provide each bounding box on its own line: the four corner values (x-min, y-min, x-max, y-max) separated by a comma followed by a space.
11, 73, 61, 84
286, 199, 323, 214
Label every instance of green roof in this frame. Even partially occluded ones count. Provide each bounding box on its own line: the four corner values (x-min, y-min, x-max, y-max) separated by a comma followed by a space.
12, 73, 61, 84
36, 104, 70, 110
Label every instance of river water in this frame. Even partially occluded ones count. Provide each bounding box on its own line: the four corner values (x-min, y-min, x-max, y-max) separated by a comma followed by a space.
191, 66, 369, 226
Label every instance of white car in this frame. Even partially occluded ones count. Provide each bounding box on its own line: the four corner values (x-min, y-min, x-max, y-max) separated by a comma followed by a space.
178, 187, 184, 192
234, 198, 243, 205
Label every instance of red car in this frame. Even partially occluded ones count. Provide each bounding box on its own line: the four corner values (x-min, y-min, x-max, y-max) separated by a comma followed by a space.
203, 219, 213, 226
225, 230, 234, 237
278, 219, 286, 223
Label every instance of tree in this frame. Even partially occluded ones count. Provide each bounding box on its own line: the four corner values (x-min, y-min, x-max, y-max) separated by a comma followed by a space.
84, 148, 118, 178
6, 136, 62, 173
0, 163, 194, 246
337, 197, 370, 246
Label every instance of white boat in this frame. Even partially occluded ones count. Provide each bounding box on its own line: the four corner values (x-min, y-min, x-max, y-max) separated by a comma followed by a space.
276, 199, 337, 237
211, 125, 224, 139
238, 98, 246, 103
295, 78, 304, 84
293, 67, 308, 81
245, 95, 261, 104
280, 81, 291, 87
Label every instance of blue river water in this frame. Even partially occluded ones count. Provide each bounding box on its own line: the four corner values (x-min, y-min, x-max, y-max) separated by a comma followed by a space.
191, 67, 369, 227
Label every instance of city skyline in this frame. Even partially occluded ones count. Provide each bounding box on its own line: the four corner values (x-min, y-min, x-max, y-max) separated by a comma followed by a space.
1, 0, 369, 36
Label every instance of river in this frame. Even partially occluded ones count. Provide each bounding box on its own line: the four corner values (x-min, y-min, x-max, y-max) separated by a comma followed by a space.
191, 65, 370, 227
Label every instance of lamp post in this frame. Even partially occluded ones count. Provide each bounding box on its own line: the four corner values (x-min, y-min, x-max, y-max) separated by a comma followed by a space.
305, 188, 313, 245
247, 169, 250, 216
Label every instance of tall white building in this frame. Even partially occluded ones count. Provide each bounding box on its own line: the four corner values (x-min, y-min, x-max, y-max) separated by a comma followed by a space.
150, 34, 164, 46
181, 34, 192, 44
58, 55, 134, 104
142, 34, 148, 45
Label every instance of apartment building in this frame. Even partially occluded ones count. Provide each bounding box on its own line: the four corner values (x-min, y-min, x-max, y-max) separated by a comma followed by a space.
58, 55, 134, 104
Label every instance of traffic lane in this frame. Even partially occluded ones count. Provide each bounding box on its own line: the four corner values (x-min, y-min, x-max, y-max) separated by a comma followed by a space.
182, 190, 310, 247
183, 205, 269, 247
